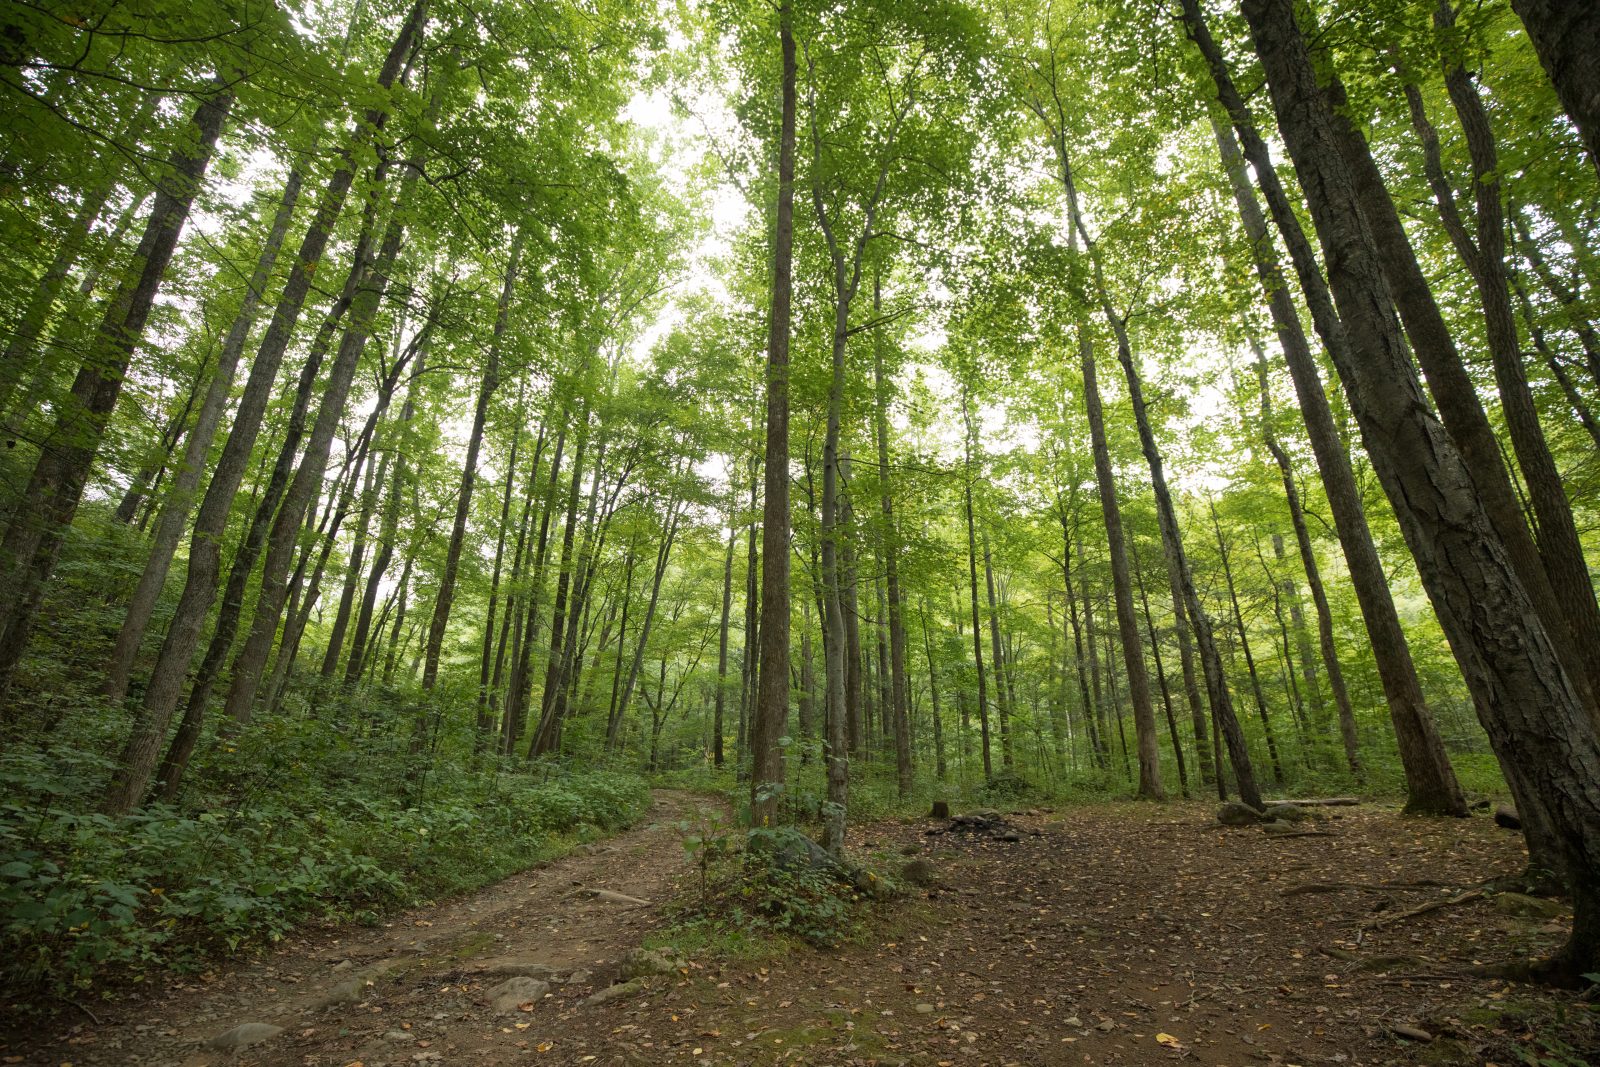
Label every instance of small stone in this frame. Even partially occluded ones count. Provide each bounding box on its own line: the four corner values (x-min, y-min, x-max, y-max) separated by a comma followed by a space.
994, 831, 1022, 843
915, 1003, 935, 1014
332, 959, 354, 972
582, 977, 648, 1007
1063, 1017, 1083, 1028
1390, 1023, 1433, 1042
205, 1023, 284, 1050
1096, 1019, 1116, 1031
317, 978, 368, 1007
900, 859, 938, 888
1494, 804, 1521, 830
1262, 820, 1299, 835
929, 800, 951, 819
384, 1030, 412, 1042
567, 968, 593, 984
487, 976, 550, 1014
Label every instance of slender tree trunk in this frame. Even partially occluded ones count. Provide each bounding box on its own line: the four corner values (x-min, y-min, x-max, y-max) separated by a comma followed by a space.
1133, 539, 1188, 795
1409, 15, 1600, 708
102, 4, 429, 812
714, 518, 736, 768
1212, 502, 1283, 783
423, 228, 524, 690
0, 88, 233, 697
1181, 4, 1462, 814
1075, 330, 1164, 799
982, 534, 1015, 771
103, 169, 304, 700
961, 391, 994, 780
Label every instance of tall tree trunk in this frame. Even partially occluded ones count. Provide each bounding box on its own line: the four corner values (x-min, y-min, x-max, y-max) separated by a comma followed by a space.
1076, 330, 1164, 799
422, 228, 524, 689
1243, 0, 1600, 977
1133, 539, 1189, 795
749, 0, 796, 823
1508, 0, 1600, 180
961, 390, 994, 780
982, 534, 1015, 771
1251, 343, 1361, 772
103, 171, 303, 700
0, 87, 233, 697
103, 3, 429, 812
1181, 2, 1463, 814
714, 516, 736, 769
871, 288, 912, 792
1407, 12, 1600, 708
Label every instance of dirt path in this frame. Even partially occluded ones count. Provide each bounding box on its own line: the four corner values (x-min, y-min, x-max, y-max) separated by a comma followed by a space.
7, 789, 720, 1067
9, 795, 1596, 1067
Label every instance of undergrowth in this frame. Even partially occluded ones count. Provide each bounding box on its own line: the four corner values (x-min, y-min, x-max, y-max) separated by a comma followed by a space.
0, 704, 649, 1002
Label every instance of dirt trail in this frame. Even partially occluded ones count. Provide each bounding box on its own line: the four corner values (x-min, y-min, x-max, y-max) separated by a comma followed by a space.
9, 789, 719, 1067
10, 795, 1595, 1067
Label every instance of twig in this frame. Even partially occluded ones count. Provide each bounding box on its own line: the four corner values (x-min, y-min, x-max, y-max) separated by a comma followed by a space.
1362, 889, 1486, 928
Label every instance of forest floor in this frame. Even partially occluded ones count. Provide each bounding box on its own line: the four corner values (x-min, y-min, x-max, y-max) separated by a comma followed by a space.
5, 790, 1597, 1067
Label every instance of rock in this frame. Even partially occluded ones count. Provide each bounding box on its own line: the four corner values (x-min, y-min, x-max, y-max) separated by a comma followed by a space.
316, 978, 369, 1007
1261, 803, 1309, 823
487, 976, 550, 1014
1096, 1019, 1115, 1031
617, 947, 685, 981
1493, 892, 1566, 919
205, 1023, 284, 1050
1468, 797, 1491, 811
1261, 820, 1298, 835
1217, 801, 1264, 826
1494, 804, 1521, 830
582, 977, 649, 1007
900, 843, 921, 856
1390, 1023, 1433, 1042
929, 800, 951, 819
567, 968, 593, 985
482, 959, 561, 980
900, 859, 938, 888
384, 1030, 413, 1042
580, 888, 652, 906
331, 959, 354, 972
969, 808, 1002, 821
915, 1003, 935, 1014
1063, 1017, 1083, 1028
995, 831, 1022, 843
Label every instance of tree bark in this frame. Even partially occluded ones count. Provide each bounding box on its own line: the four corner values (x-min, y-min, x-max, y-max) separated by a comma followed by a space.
1508, 0, 1600, 180
1243, 0, 1600, 976
0, 87, 233, 697
1181, 2, 1463, 814
422, 228, 524, 689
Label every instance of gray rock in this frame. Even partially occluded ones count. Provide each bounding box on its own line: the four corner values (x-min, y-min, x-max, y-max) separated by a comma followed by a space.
1217, 801, 1264, 827
1493, 891, 1565, 920
618, 948, 684, 981
567, 968, 593, 985
1261, 820, 1299, 835
205, 1023, 283, 1050
482, 959, 560, 980
384, 1030, 413, 1042
317, 978, 369, 1007
1261, 803, 1309, 823
1063, 1017, 1083, 1028
487, 976, 550, 1014
900, 859, 938, 888
1494, 804, 1521, 830
582, 977, 649, 1007
915, 1003, 935, 1014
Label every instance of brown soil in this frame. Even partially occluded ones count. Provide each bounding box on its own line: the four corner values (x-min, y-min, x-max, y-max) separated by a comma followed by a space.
5, 794, 1596, 1067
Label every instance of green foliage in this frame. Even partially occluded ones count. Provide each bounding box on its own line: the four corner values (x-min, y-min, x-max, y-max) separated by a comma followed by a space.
0, 728, 647, 999
670, 826, 886, 950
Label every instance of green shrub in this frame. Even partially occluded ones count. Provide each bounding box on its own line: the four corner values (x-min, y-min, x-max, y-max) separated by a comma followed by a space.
0, 734, 649, 999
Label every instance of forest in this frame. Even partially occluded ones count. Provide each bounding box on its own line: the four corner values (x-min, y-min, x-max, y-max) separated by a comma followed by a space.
1, 0, 1599, 1061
